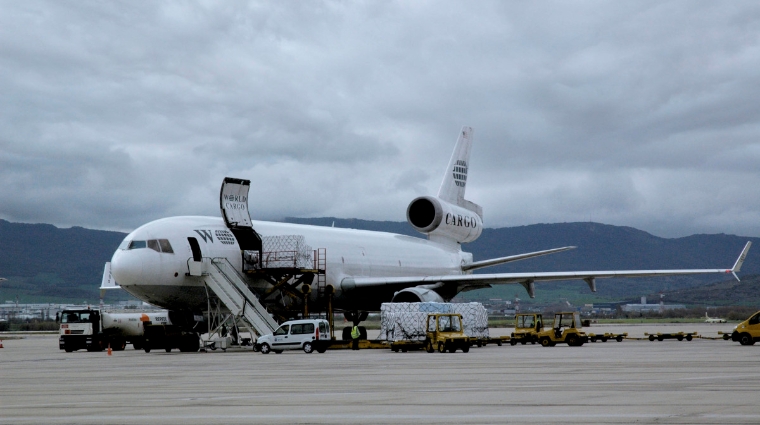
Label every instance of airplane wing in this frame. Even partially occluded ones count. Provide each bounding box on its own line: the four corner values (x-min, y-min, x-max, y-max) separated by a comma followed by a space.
340, 241, 752, 298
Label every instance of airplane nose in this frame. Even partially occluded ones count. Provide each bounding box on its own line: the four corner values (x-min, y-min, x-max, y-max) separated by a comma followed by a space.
110, 249, 144, 287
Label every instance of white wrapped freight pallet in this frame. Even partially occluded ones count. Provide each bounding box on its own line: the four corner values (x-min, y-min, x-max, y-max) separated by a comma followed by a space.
379, 302, 489, 341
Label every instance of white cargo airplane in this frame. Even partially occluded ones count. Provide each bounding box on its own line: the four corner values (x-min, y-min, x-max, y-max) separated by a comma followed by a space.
108, 126, 751, 319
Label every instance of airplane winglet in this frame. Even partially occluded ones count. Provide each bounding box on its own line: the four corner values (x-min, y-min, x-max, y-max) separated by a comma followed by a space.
730, 241, 752, 281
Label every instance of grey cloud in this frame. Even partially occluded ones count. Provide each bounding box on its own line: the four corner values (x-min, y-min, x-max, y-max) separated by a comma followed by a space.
0, 1, 759, 237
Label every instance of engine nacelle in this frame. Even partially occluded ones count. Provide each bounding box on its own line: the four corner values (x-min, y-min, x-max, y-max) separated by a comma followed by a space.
406, 196, 483, 243
391, 287, 446, 303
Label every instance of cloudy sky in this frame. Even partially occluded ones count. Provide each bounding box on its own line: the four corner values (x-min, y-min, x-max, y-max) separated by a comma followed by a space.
1, 1, 759, 238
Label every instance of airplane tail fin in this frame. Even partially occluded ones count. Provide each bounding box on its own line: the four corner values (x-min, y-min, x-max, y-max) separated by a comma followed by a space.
437, 126, 483, 218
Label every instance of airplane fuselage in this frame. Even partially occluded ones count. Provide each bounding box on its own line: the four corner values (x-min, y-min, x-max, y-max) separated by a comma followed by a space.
110, 216, 472, 313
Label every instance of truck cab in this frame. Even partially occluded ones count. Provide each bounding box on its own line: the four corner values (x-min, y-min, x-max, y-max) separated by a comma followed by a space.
731, 311, 760, 345
424, 313, 470, 353
58, 309, 104, 352
511, 313, 543, 345
537, 312, 588, 347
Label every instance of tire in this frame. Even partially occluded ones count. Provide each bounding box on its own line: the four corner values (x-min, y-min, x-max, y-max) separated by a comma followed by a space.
425, 340, 434, 353
686, 335, 693, 341
392, 347, 399, 353
566, 334, 578, 347
316, 347, 327, 354
497, 340, 502, 347
600, 337, 608, 342
590, 337, 597, 343
540, 338, 552, 347
144, 347, 151, 353
260, 343, 271, 354
64, 344, 74, 353
438, 342, 446, 353
723, 334, 730, 340
165, 347, 171, 353
739, 333, 753, 346
657, 336, 664, 341
510, 339, 517, 346
616, 336, 624, 342
649, 335, 655, 341
521, 341, 527, 345
303, 342, 314, 354
462, 345, 469, 353
274, 350, 283, 354
342, 327, 352, 341
677, 336, 684, 341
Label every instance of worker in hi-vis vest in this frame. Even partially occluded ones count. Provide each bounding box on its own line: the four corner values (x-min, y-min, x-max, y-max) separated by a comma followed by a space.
351, 324, 360, 350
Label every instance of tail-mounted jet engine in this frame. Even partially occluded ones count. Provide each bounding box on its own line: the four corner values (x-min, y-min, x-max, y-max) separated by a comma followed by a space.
406, 196, 483, 243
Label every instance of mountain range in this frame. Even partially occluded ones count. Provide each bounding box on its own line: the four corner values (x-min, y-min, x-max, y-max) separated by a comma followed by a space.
1, 218, 758, 307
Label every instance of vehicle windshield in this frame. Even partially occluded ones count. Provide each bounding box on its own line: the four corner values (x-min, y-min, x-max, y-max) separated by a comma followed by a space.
554, 314, 574, 329
438, 315, 461, 332
273, 325, 290, 336
61, 312, 93, 323
517, 315, 535, 329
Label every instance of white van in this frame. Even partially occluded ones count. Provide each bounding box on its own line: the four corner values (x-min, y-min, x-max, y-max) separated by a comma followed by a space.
256, 319, 330, 354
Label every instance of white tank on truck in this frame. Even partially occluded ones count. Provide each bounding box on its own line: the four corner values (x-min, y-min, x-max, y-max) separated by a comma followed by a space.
58, 308, 171, 352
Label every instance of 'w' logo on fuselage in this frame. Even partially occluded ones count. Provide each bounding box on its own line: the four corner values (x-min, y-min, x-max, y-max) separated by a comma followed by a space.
194, 230, 214, 243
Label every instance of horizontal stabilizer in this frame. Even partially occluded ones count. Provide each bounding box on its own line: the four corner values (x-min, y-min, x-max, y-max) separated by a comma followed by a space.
462, 246, 576, 271
99, 262, 121, 290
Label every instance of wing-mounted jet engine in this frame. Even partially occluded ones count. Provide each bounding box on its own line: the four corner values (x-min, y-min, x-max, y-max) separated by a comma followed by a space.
220, 177, 263, 269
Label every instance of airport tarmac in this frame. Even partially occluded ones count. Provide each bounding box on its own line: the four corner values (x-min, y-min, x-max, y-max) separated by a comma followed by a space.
1, 323, 759, 424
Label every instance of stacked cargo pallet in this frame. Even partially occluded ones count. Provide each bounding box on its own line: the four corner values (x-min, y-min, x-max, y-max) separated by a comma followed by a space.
379, 302, 489, 341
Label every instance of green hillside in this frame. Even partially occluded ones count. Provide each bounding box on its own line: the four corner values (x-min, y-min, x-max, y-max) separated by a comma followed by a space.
1, 218, 758, 306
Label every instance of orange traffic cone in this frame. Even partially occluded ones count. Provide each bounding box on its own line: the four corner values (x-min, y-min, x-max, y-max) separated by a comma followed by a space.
107, 343, 112, 356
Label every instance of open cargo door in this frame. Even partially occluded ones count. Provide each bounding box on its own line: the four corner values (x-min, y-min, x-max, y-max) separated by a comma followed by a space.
220, 177, 262, 259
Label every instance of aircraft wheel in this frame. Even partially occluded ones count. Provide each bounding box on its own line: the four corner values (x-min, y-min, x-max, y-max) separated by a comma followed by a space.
260, 343, 271, 354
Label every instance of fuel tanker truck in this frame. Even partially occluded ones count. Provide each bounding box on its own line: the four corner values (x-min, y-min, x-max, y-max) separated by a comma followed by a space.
57, 308, 201, 353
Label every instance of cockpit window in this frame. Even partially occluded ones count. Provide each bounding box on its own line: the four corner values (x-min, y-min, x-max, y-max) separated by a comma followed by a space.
118, 239, 130, 250
128, 240, 147, 250
125, 239, 174, 254
158, 239, 174, 254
